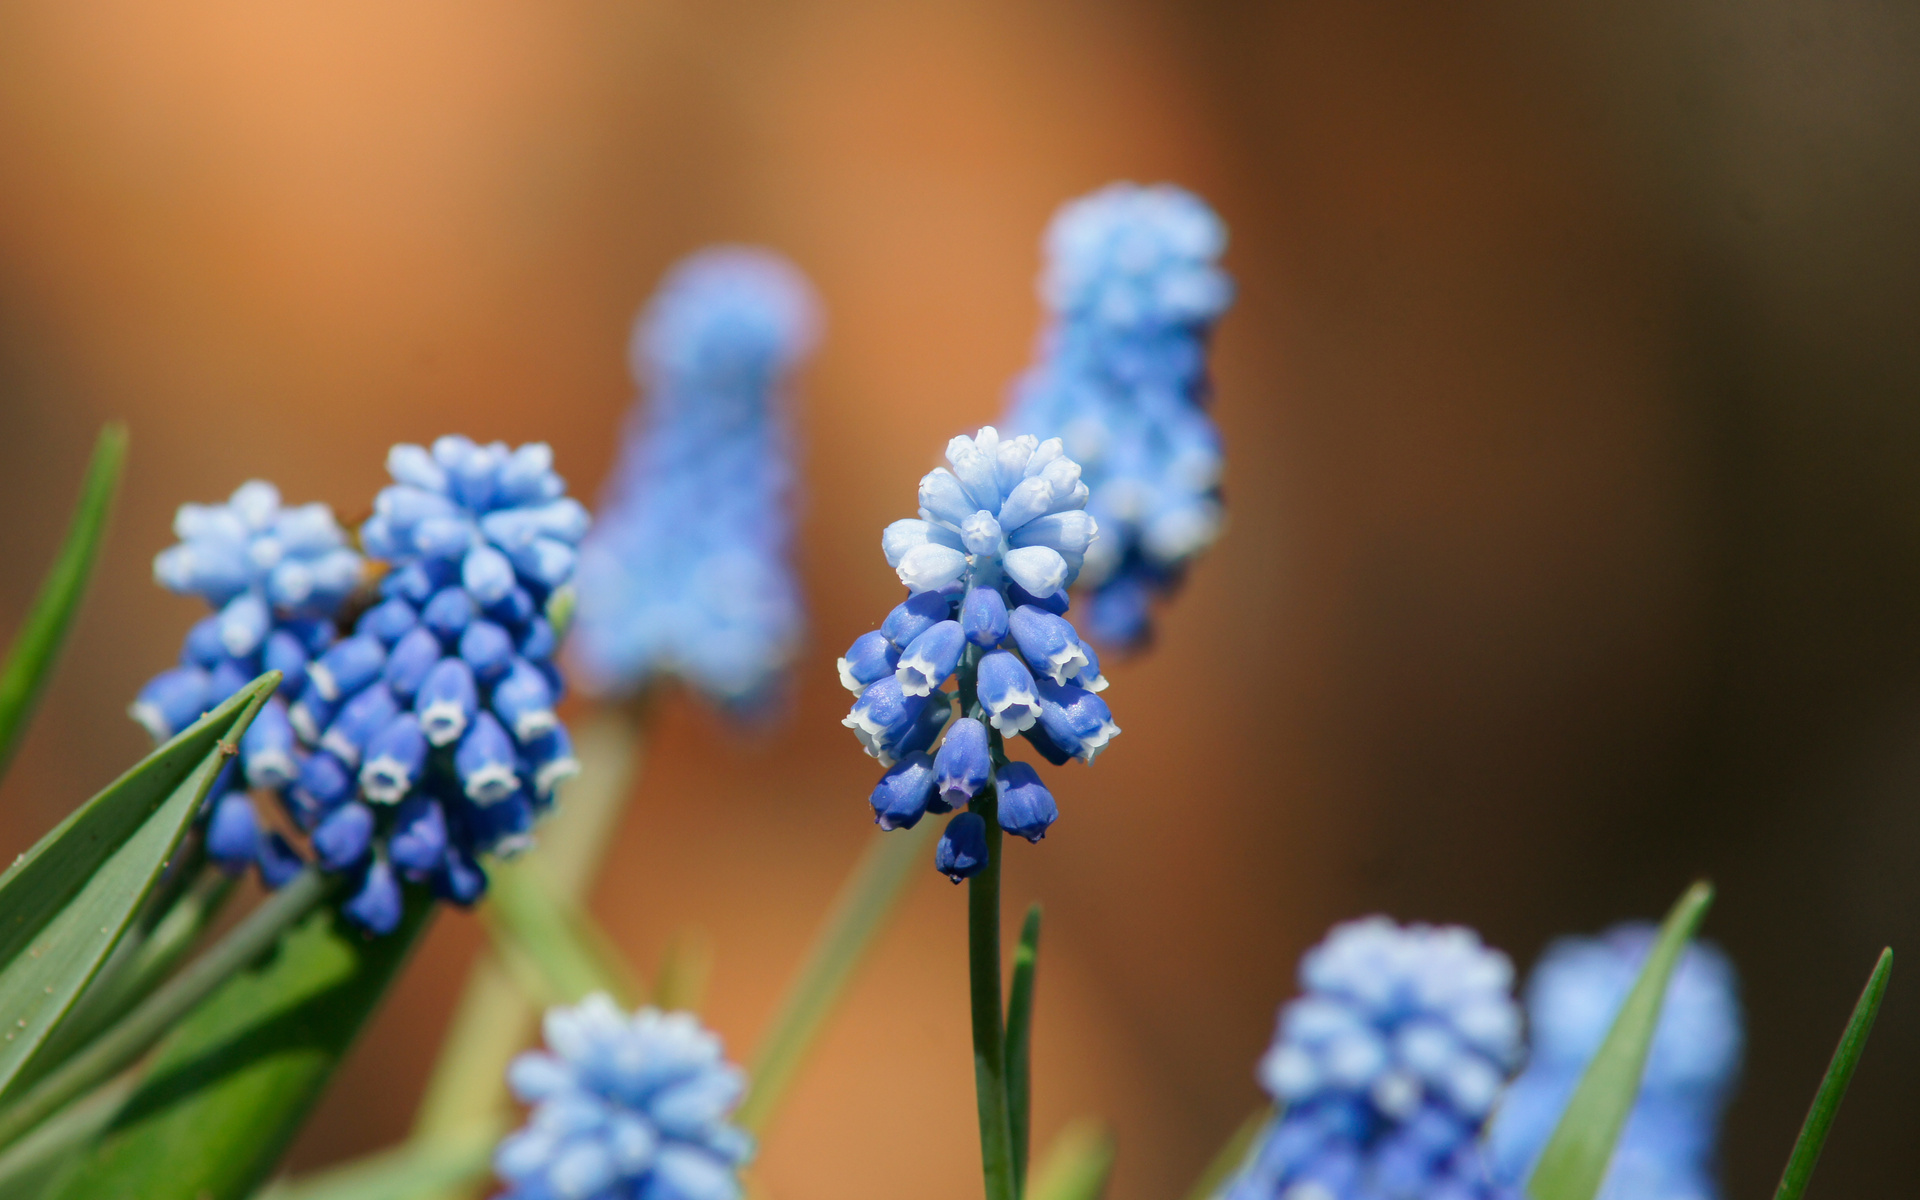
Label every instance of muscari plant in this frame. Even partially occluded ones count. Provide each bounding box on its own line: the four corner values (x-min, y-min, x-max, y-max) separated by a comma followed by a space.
0, 185, 1894, 1200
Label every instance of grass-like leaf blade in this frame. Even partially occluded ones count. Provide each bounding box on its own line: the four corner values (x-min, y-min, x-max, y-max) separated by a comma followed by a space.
0, 671, 274, 1101
1006, 903, 1041, 1194
1773, 947, 1892, 1200
1526, 880, 1714, 1200
42, 888, 433, 1200
482, 858, 641, 1007
1027, 1117, 1116, 1200
253, 1119, 502, 1200
0, 424, 127, 781
1180, 1105, 1271, 1200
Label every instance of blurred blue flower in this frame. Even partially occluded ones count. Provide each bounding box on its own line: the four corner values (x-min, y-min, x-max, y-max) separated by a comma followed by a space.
1228, 917, 1524, 1200
1002, 182, 1233, 649
843, 427, 1119, 879
133, 439, 588, 934
572, 247, 818, 710
1485, 925, 1743, 1200
496, 993, 752, 1200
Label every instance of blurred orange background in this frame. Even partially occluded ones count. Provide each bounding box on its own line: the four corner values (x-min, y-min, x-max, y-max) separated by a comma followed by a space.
0, 1, 1916, 1197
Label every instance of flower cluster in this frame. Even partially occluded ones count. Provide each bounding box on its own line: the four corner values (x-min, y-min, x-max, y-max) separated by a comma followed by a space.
132, 438, 588, 933
1486, 926, 1744, 1200
1228, 918, 1524, 1200
839, 427, 1118, 878
496, 994, 753, 1200
1001, 182, 1233, 649
573, 248, 818, 710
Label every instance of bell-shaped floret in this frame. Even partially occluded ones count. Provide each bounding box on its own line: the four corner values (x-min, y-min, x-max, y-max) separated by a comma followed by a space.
895, 620, 965, 696
388, 795, 449, 875
319, 684, 400, 768
257, 833, 305, 889
960, 586, 1009, 648
1007, 605, 1092, 685
994, 762, 1058, 842
290, 750, 354, 825
1031, 678, 1121, 763
312, 801, 376, 871
493, 658, 559, 742
456, 712, 521, 805
129, 666, 212, 742
383, 626, 444, 702
841, 675, 932, 766
241, 696, 300, 789
935, 812, 989, 883
893, 693, 953, 761
976, 650, 1039, 736
421, 586, 478, 643
417, 656, 479, 747
882, 591, 951, 648
836, 631, 898, 695
869, 753, 938, 831
524, 725, 581, 798
360, 712, 428, 803
343, 857, 403, 934
308, 635, 387, 703
205, 792, 260, 868
356, 597, 419, 645
932, 717, 992, 808
459, 619, 516, 682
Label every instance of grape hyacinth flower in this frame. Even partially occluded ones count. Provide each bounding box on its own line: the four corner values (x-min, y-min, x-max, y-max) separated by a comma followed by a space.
495, 993, 753, 1200
1227, 918, 1524, 1200
1002, 182, 1234, 649
1485, 925, 1744, 1200
133, 438, 588, 934
131, 481, 363, 884
572, 247, 818, 710
841, 426, 1118, 879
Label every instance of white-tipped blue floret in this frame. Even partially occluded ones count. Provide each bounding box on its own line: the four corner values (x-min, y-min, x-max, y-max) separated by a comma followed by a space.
154, 480, 364, 618
1485, 925, 1743, 1200
496, 994, 753, 1200
1229, 917, 1523, 1200
1002, 183, 1234, 650
571, 247, 817, 710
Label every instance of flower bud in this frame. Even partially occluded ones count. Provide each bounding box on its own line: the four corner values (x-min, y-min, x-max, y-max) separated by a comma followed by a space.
933, 717, 992, 808
935, 812, 989, 883
319, 683, 399, 768
869, 753, 938, 831
961, 586, 1009, 647
994, 762, 1058, 842
312, 801, 375, 870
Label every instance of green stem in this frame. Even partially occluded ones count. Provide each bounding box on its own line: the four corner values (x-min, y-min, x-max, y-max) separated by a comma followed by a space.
969, 758, 1018, 1200
0, 867, 335, 1154
1005, 904, 1041, 1191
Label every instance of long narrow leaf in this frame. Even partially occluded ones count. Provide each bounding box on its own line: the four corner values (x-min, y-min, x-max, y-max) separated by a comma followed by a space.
41, 889, 434, 1200
482, 859, 641, 1007
254, 1119, 502, 1200
736, 819, 937, 1135
653, 926, 713, 1014
1027, 1118, 1116, 1200
1006, 903, 1041, 1193
0, 424, 127, 780
0, 671, 276, 1101
1773, 947, 1893, 1200
1180, 1106, 1271, 1200
1527, 881, 1715, 1200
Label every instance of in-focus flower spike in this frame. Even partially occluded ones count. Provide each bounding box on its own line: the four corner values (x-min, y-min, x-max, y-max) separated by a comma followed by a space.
1485, 925, 1743, 1200
571, 247, 819, 712
1002, 182, 1234, 649
1226, 917, 1524, 1200
495, 994, 753, 1200
935, 812, 989, 884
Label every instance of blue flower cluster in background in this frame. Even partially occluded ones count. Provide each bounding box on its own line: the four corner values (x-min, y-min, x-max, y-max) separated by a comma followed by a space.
572, 247, 818, 711
1228, 918, 1524, 1200
496, 993, 753, 1200
1486, 925, 1744, 1200
1002, 182, 1234, 650
840, 426, 1117, 877
132, 438, 588, 933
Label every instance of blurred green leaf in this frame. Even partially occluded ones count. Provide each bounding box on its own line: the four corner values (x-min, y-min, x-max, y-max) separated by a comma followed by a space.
0, 671, 273, 1104
0, 424, 127, 782
0, 1067, 137, 1198
1773, 947, 1892, 1200
1027, 1117, 1115, 1200
483, 858, 641, 1008
1180, 1105, 1270, 1200
1527, 881, 1714, 1200
1006, 903, 1041, 1193
40, 887, 433, 1200
736, 820, 936, 1136
253, 1119, 502, 1200
653, 926, 713, 1014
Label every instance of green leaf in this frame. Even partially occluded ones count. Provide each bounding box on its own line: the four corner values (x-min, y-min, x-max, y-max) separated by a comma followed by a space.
652, 926, 713, 1014
482, 858, 641, 1008
1180, 1105, 1271, 1200
1527, 881, 1715, 1200
0, 671, 275, 1103
1006, 903, 1041, 1194
0, 1067, 137, 1198
1027, 1118, 1116, 1200
735, 819, 937, 1136
0, 424, 127, 782
253, 1120, 502, 1200
1773, 947, 1892, 1200
41, 888, 434, 1200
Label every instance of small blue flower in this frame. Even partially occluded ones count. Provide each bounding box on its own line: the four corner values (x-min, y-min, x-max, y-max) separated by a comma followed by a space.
934, 812, 989, 884
1228, 918, 1523, 1200
1002, 183, 1234, 649
572, 247, 818, 711
1485, 925, 1743, 1200
496, 994, 753, 1200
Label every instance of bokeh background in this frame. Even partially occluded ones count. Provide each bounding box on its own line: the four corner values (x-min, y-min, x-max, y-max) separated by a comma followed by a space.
0, 1, 1916, 1196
